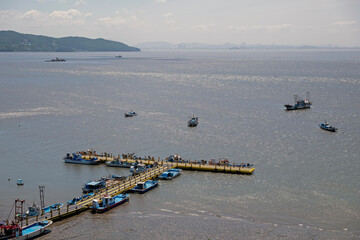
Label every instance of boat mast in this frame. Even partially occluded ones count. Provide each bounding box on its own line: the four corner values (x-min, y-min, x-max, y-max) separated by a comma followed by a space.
39, 186, 45, 209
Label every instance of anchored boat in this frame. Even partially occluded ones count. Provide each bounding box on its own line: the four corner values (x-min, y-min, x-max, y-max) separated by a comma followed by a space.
124, 111, 137, 117
82, 180, 106, 193
0, 220, 52, 240
63, 153, 99, 165
188, 115, 198, 127
91, 193, 130, 213
130, 163, 148, 175
159, 169, 182, 180
284, 92, 312, 110
129, 180, 158, 194
16, 179, 24, 186
320, 122, 337, 132
106, 159, 136, 168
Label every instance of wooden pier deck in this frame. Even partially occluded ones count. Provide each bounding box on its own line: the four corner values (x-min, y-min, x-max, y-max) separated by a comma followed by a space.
82, 154, 255, 174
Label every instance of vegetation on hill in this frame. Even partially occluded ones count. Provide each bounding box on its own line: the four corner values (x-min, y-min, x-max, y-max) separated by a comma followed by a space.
0, 31, 140, 52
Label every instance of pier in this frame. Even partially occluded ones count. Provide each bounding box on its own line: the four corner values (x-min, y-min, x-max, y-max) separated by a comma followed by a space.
21, 164, 171, 226
81, 151, 255, 174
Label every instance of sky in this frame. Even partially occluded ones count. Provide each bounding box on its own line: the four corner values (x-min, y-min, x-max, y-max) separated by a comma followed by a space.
0, 0, 359, 47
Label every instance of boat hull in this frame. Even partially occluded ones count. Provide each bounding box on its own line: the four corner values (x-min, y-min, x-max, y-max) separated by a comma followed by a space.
284, 104, 311, 110
93, 196, 129, 213
106, 161, 134, 168
129, 181, 158, 194
64, 159, 99, 165
16, 220, 52, 240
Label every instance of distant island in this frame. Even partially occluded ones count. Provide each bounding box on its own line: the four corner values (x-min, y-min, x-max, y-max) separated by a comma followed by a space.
135, 41, 358, 50
0, 30, 140, 52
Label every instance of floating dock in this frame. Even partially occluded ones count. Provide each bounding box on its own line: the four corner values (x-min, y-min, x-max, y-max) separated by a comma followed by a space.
81, 152, 255, 174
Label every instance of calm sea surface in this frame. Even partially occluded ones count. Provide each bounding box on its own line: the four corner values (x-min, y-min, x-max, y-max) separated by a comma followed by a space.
0, 50, 359, 239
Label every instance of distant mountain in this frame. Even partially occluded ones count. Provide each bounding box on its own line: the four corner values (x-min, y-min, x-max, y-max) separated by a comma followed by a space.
0, 30, 140, 52
135, 41, 177, 50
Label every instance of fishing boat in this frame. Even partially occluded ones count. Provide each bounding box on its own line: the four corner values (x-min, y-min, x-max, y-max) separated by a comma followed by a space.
188, 115, 198, 127
159, 169, 182, 180
129, 180, 158, 194
45, 57, 66, 62
106, 159, 136, 168
63, 153, 99, 165
284, 92, 312, 110
16, 179, 24, 185
124, 111, 137, 117
82, 180, 106, 193
130, 163, 148, 175
22, 203, 40, 218
91, 193, 130, 213
0, 220, 52, 240
42, 203, 63, 214
319, 122, 337, 132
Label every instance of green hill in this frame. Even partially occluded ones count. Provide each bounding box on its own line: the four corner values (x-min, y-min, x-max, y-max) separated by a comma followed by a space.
0, 30, 140, 52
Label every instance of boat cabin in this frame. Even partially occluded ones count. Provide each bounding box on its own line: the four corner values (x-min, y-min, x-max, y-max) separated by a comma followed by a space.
82, 181, 106, 193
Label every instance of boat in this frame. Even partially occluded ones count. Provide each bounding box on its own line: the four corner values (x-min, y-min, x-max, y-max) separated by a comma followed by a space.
159, 168, 182, 180
129, 180, 158, 194
284, 92, 312, 110
22, 203, 40, 218
91, 193, 129, 213
319, 121, 337, 132
188, 115, 198, 127
130, 163, 148, 175
0, 220, 52, 240
82, 180, 106, 193
63, 153, 99, 165
42, 203, 63, 214
124, 111, 137, 117
106, 159, 136, 168
115, 55, 122, 58
45, 57, 66, 62
16, 179, 24, 185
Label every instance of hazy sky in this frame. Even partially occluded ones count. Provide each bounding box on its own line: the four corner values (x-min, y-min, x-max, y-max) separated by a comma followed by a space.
1, 0, 359, 46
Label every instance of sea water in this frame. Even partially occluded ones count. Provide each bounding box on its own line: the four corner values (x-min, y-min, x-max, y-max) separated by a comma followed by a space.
0, 50, 359, 239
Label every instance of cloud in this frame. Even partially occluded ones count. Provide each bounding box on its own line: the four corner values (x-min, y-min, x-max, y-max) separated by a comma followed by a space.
49, 9, 82, 19
190, 24, 214, 31
333, 21, 356, 26
156, 0, 166, 3
75, 0, 87, 6
163, 12, 173, 18
22, 10, 44, 19
227, 24, 292, 31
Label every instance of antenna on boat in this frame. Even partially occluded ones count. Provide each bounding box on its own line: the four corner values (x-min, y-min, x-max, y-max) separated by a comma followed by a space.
39, 186, 45, 209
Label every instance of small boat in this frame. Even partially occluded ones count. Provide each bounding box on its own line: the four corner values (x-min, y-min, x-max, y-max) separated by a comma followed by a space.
42, 203, 63, 214
115, 55, 122, 58
284, 92, 312, 110
91, 193, 129, 213
188, 115, 198, 127
320, 122, 337, 132
124, 111, 137, 117
0, 220, 52, 240
63, 153, 99, 165
45, 57, 66, 62
130, 163, 148, 175
106, 159, 136, 168
159, 168, 182, 180
22, 203, 40, 218
129, 180, 158, 194
16, 179, 24, 185
82, 180, 106, 193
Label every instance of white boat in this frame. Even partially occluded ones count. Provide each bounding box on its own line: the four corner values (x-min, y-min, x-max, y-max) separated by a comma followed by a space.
16, 179, 24, 185
0, 220, 52, 240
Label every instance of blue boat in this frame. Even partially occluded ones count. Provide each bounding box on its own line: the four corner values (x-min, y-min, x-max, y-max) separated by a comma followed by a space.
129, 180, 158, 194
159, 168, 182, 180
91, 193, 130, 213
0, 220, 52, 240
320, 122, 337, 132
42, 203, 63, 214
63, 153, 99, 165
188, 115, 198, 127
124, 111, 137, 117
67, 192, 94, 206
